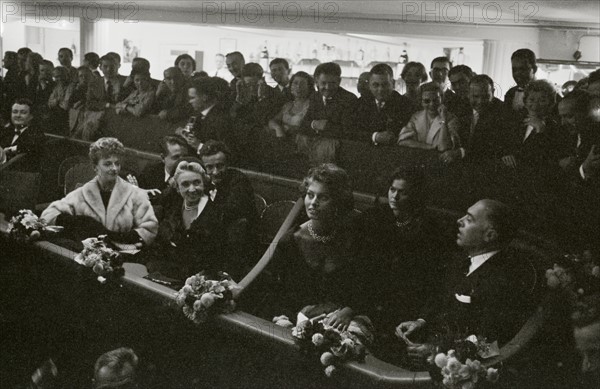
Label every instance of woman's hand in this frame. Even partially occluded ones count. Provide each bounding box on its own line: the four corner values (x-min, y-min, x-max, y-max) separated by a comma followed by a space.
324, 307, 353, 331
501, 155, 518, 169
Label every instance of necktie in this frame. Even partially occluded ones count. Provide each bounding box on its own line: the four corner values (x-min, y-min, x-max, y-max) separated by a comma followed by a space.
106, 80, 114, 104
377, 101, 384, 111
470, 110, 479, 137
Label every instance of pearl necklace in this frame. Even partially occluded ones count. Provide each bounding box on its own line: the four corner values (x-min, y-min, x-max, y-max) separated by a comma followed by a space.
395, 217, 413, 228
307, 221, 334, 243
183, 200, 199, 211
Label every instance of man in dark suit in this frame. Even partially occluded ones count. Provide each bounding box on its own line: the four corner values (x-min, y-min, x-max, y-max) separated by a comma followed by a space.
300, 62, 357, 139
350, 63, 414, 144
31, 60, 55, 120
136, 135, 192, 194
440, 75, 513, 164
262, 58, 293, 121
445, 65, 474, 142
395, 199, 535, 360
1, 51, 24, 123
225, 51, 245, 98
0, 98, 46, 170
199, 140, 259, 278
504, 48, 537, 116
98, 54, 130, 108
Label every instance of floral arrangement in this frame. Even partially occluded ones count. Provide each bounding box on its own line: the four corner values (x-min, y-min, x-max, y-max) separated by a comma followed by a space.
74, 236, 124, 283
432, 349, 499, 389
175, 272, 238, 324
291, 316, 368, 377
7, 209, 60, 241
545, 251, 600, 303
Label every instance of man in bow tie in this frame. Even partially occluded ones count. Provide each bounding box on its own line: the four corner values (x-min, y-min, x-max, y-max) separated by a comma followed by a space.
395, 199, 536, 363
0, 98, 46, 169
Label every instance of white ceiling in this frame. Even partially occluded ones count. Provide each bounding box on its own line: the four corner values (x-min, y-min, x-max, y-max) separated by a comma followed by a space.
28, 0, 600, 27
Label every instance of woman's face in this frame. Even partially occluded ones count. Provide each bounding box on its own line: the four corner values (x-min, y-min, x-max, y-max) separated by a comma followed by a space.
525, 91, 554, 118
421, 90, 441, 115
163, 69, 177, 91
388, 179, 412, 215
95, 155, 121, 185
178, 58, 194, 78
403, 67, 424, 88
291, 76, 310, 99
176, 170, 205, 204
304, 180, 335, 222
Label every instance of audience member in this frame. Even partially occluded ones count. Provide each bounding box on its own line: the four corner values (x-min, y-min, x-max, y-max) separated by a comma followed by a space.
298, 62, 357, 164
22, 52, 43, 102
115, 71, 156, 117
445, 64, 474, 141
213, 53, 233, 81
0, 98, 46, 170
41, 137, 158, 244
83, 52, 101, 77
1, 51, 23, 121
398, 82, 460, 151
351, 63, 415, 145
429, 56, 452, 100
587, 69, 600, 97
123, 57, 160, 91
225, 51, 245, 95
505, 48, 537, 114
92, 347, 140, 389
357, 71, 372, 99
99, 54, 129, 106
57, 47, 78, 82
175, 54, 196, 81
268, 71, 313, 141
396, 199, 536, 363
155, 66, 190, 122
31, 59, 55, 120
47, 66, 74, 134
400, 61, 427, 107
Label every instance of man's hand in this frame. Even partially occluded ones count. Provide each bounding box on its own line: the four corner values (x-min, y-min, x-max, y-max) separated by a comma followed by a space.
395, 320, 426, 339
374, 131, 396, 145
440, 149, 462, 164
324, 307, 353, 332
582, 145, 600, 179
501, 155, 518, 169
406, 343, 435, 368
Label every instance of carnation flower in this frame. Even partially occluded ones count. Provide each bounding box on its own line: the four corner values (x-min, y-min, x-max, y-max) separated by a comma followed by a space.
457, 365, 471, 380
320, 351, 335, 366
199, 292, 216, 308
312, 333, 324, 347
434, 353, 448, 368
486, 367, 499, 383
447, 357, 462, 373
324, 365, 336, 377
461, 381, 475, 389
193, 299, 203, 311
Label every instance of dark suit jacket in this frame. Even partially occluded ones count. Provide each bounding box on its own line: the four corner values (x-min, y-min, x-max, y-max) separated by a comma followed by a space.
191, 103, 235, 152
212, 168, 258, 228
444, 93, 472, 143
422, 248, 535, 345
0, 124, 46, 170
465, 98, 513, 161
349, 91, 416, 142
138, 161, 168, 191
300, 87, 358, 138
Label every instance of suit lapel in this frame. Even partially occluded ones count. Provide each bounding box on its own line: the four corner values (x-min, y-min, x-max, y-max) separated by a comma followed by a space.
426, 117, 443, 144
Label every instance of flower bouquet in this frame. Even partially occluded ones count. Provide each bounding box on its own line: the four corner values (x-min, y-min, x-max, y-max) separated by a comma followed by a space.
432, 349, 499, 389
545, 252, 600, 302
291, 313, 370, 377
175, 272, 238, 324
7, 209, 62, 241
74, 235, 124, 283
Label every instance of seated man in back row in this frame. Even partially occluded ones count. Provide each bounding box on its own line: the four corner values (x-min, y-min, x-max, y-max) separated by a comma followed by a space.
395, 199, 537, 363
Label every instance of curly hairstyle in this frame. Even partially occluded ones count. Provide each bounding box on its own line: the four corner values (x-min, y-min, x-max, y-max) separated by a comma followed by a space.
89, 137, 125, 165
524, 79, 557, 103
289, 71, 315, 98
173, 160, 208, 193
300, 163, 354, 216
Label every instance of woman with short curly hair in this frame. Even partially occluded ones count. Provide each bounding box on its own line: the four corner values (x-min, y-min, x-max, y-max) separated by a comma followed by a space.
41, 137, 158, 245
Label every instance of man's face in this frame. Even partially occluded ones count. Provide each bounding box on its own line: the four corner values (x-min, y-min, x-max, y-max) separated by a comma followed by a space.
449, 73, 470, 98
163, 69, 177, 91
456, 200, 492, 250
134, 74, 150, 92
558, 100, 580, 136
511, 58, 535, 87
316, 73, 340, 99
58, 50, 71, 67
430, 60, 450, 85
403, 66, 424, 88
3, 54, 17, 69
100, 59, 117, 78
421, 91, 441, 115
188, 87, 206, 112
178, 58, 194, 78
11, 103, 33, 127
357, 73, 371, 96
270, 63, 290, 86
39, 64, 53, 81
202, 151, 228, 184
162, 143, 188, 174
369, 73, 394, 102
226, 55, 244, 78
388, 179, 412, 216
469, 82, 494, 112
77, 69, 90, 85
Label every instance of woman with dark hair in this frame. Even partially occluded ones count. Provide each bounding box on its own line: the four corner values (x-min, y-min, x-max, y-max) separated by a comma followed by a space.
175, 54, 196, 80
267, 163, 363, 330
156, 66, 190, 122
268, 71, 314, 140
357, 167, 452, 329
400, 62, 428, 105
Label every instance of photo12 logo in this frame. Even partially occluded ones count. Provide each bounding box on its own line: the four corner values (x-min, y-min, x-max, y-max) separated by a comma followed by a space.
1, 1, 140, 23
200, 1, 339, 24
399, 1, 540, 24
